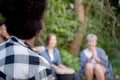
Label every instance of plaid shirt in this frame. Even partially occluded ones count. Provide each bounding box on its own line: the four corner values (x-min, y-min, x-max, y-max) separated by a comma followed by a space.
0, 36, 53, 80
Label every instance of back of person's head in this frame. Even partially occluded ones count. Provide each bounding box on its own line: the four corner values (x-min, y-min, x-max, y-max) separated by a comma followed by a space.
0, 0, 47, 39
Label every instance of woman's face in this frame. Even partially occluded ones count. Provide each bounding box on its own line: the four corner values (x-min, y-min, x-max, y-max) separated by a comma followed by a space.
48, 35, 57, 48
87, 39, 97, 50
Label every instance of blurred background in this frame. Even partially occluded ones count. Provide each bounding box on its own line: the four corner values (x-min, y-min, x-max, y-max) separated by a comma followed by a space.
0, 0, 120, 78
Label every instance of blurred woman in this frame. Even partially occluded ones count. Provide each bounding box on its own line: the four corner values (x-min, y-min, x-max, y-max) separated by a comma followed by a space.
78, 34, 113, 80
34, 33, 79, 80
40, 33, 66, 69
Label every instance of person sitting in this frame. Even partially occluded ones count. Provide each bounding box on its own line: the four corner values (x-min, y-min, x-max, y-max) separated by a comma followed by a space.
78, 34, 114, 80
0, 0, 53, 80
33, 33, 80, 80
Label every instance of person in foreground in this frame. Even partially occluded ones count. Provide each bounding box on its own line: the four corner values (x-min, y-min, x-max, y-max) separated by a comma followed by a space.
0, 0, 53, 80
34, 33, 80, 80
78, 34, 114, 80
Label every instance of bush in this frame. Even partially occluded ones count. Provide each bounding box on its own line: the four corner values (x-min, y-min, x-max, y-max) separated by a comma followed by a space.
59, 48, 80, 72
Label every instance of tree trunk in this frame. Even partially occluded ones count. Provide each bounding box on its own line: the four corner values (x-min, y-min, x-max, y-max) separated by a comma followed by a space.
67, 0, 86, 56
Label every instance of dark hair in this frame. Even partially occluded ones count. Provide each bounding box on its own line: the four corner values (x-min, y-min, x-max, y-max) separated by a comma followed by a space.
0, 0, 47, 39
46, 33, 57, 45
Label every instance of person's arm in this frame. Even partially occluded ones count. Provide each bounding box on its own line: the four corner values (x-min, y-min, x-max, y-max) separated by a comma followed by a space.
56, 50, 62, 65
33, 46, 45, 53
93, 53, 101, 63
99, 48, 109, 67
58, 64, 66, 68
87, 55, 93, 63
79, 51, 88, 68
54, 49, 67, 68
89, 49, 101, 63
51, 64, 58, 69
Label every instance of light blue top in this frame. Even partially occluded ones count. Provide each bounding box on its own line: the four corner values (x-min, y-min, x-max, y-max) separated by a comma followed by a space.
39, 46, 62, 66
78, 47, 114, 80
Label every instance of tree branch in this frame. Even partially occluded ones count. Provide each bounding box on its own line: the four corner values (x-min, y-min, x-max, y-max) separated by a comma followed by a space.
105, 0, 118, 43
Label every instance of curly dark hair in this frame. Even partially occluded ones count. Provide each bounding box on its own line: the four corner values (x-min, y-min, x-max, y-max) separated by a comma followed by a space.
0, 0, 47, 39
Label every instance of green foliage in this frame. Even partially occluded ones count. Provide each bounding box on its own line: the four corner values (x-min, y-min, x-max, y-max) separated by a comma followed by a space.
113, 65, 120, 75
0, 0, 119, 76
0, 13, 5, 22
35, 0, 80, 72
59, 48, 80, 72
82, 0, 120, 76
65, 0, 74, 3
34, 0, 120, 76
39, 0, 79, 46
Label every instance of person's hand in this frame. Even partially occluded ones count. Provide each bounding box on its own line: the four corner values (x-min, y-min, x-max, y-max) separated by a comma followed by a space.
51, 64, 58, 70
93, 53, 101, 63
58, 65, 66, 68
33, 46, 45, 52
52, 77, 55, 80
88, 55, 93, 63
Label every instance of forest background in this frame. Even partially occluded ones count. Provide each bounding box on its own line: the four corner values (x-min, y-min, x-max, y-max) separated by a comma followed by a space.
0, 0, 120, 77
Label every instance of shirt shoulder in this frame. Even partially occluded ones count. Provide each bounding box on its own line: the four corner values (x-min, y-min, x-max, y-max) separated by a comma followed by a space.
96, 47, 106, 53
0, 37, 51, 79
80, 48, 88, 55
54, 48, 60, 54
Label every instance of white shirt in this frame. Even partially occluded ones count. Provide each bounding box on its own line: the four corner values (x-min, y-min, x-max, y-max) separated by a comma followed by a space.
84, 48, 97, 66
49, 53, 54, 62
